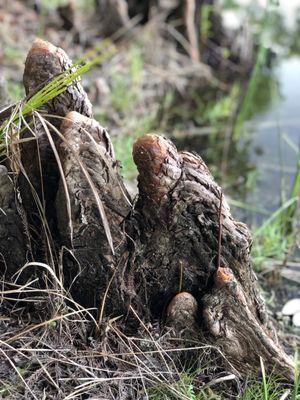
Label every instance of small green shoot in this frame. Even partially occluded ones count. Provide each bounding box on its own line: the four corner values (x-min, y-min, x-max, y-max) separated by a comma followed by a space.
0, 41, 116, 143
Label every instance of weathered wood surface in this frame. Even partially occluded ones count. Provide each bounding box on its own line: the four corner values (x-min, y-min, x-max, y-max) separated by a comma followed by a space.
0, 166, 28, 281
0, 39, 294, 380
56, 111, 131, 310
19, 39, 93, 261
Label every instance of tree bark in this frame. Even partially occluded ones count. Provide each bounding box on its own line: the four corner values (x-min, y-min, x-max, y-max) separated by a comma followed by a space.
0, 39, 294, 381
18, 39, 93, 262
56, 111, 131, 311
0, 166, 28, 281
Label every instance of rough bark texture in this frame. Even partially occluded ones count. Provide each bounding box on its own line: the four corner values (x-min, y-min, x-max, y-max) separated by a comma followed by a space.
0, 166, 28, 281
19, 39, 93, 261
23, 39, 92, 116
56, 111, 131, 310
0, 39, 294, 381
130, 134, 258, 315
127, 134, 294, 378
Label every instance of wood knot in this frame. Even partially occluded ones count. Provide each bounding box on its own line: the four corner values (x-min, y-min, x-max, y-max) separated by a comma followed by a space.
166, 292, 198, 332
133, 134, 169, 175
133, 134, 181, 204
214, 267, 234, 288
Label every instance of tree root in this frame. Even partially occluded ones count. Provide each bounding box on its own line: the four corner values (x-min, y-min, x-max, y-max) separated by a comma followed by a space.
0, 39, 294, 381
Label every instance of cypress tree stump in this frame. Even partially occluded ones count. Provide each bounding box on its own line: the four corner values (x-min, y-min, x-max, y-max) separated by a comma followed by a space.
19, 39, 93, 262
0, 166, 28, 281
0, 39, 294, 380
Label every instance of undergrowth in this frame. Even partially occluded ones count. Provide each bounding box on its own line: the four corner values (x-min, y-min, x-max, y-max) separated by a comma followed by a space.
0, 1, 300, 399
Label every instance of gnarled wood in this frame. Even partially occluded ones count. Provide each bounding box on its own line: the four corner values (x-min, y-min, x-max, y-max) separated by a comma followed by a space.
19, 39, 93, 261
56, 111, 131, 310
130, 134, 259, 316
0, 166, 28, 281
0, 40, 294, 381
203, 266, 294, 379
128, 134, 293, 379
23, 39, 92, 117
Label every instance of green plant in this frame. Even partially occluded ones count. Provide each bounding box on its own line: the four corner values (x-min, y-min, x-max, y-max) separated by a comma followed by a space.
6, 81, 24, 102
110, 45, 143, 115
252, 197, 298, 267
0, 386, 10, 398
292, 353, 300, 400
207, 85, 240, 126
261, 357, 268, 400
0, 42, 116, 146
233, 0, 282, 139
4, 46, 23, 61
112, 113, 156, 180
282, 146, 300, 232
148, 372, 204, 400
200, 4, 213, 41
240, 359, 285, 400
233, 45, 268, 139
193, 84, 240, 127
240, 378, 285, 400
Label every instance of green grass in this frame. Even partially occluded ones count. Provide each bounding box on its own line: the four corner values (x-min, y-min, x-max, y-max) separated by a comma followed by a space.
112, 113, 156, 180
98, 43, 158, 181
0, 41, 116, 146
148, 371, 220, 400
4, 46, 23, 61
108, 45, 144, 115
252, 197, 298, 267
0, 39, 152, 183
148, 357, 300, 400
233, 45, 268, 139
292, 353, 300, 400
242, 356, 300, 400
251, 137, 299, 269
194, 83, 241, 127
0, 4, 299, 400
241, 377, 285, 400
6, 81, 24, 102
283, 145, 300, 231
200, 4, 213, 42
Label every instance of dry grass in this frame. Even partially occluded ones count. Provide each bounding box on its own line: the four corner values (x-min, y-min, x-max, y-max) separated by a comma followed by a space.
0, 4, 299, 398
1, 278, 236, 399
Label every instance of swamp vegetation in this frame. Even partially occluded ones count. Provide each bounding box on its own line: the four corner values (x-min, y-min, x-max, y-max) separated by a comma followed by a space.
0, 0, 299, 399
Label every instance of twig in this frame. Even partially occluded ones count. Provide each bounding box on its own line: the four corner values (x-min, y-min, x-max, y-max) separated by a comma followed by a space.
217, 191, 223, 269
202, 374, 237, 388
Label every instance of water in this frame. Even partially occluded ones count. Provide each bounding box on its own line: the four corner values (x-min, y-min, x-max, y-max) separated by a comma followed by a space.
245, 56, 300, 223
172, 56, 300, 227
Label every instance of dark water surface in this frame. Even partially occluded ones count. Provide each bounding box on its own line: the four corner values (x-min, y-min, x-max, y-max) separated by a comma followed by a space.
173, 56, 300, 227
246, 56, 300, 222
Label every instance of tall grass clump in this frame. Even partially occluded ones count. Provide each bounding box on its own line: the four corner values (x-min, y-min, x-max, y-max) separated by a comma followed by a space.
252, 196, 298, 267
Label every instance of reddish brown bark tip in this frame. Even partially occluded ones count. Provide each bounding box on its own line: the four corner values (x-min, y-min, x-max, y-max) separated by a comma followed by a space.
214, 266, 235, 288
133, 134, 181, 204
61, 111, 88, 131
24, 38, 67, 95
28, 38, 58, 56
23, 38, 92, 117
133, 134, 169, 175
